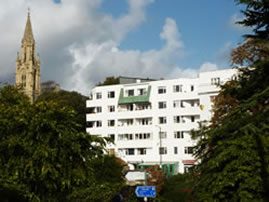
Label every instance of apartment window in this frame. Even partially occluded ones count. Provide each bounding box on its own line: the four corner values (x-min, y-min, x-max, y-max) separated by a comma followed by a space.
127, 104, 134, 111
159, 147, 167, 155
210, 96, 216, 102
184, 147, 194, 154
138, 88, 146, 95
108, 134, 115, 141
118, 134, 133, 141
174, 147, 178, 154
108, 120, 115, 127
159, 117, 167, 124
137, 148, 147, 155
96, 92, 102, 99
184, 165, 193, 173
96, 121, 102, 127
180, 101, 185, 108
191, 85, 194, 91
96, 107, 102, 113
211, 77, 220, 85
135, 133, 151, 140
108, 105, 115, 112
158, 86, 166, 94
108, 91, 115, 98
139, 118, 151, 125
158, 101, 167, 109
174, 131, 184, 139
126, 148, 135, 155
191, 116, 195, 122
159, 132, 167, 139
174, 116, 180, 123
173, 85, 182, 92
127, 89, 134, 96
173, 100, 180, 108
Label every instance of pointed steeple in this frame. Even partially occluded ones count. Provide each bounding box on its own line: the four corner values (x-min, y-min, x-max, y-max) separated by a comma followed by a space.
16, 10, 41, 103
22, 9, 34, 43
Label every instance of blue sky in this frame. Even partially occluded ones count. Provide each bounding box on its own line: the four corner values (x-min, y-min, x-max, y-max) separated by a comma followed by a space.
100, 0, 246, 68
0, 0, 248, 94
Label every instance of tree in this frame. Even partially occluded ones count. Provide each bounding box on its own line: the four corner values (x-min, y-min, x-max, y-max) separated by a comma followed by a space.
160, 173, 194, 202
192, 1, 269, 201
0, 86, 124, 201
37, 90, 87, 132
145, 165, 165, 194
97, 76, 120, 86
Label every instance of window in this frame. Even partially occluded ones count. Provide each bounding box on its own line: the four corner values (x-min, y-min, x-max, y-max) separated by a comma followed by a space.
159, 147, 167, 155
96, 121, 102, 127
108, 134, 115, 141
184, 165, 193, 173
137, 148, 147, 155
211, 77, 220, 85
158, 86, 166, 94
190, 85, 194, 91
127, 89, 134, 96
184, 147, 194, 154
138, 88, 146, 95
174, 131, 184, 139
96, 107, 102, 113
174, 147, 178, 154
126, 148, 135, 155
158, 101, 167, 109
118, 134, 133, 141
191, 116, 195, 122
127, 104, 134, 111
96, 92, 102, 99
108, 120, 115, 127
210, 96, 216, 102
135, 133, 151, 140
173, 100, 180, 108
21, 74, 26, 87
180, 101, 185, 108
159, 132, 167, 139
108, 91, 115, 98
108, 105, 115, 112
138, 118, 151, 125
173, 85, 182, 92
174, 116, 180, 123
159, 117, 167, 124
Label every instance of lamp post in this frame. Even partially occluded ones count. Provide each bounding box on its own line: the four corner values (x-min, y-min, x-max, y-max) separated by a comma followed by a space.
155, 125, 162, 169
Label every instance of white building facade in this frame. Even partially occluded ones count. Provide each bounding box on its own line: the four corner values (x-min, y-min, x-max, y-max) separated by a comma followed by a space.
86, 69, 236, 174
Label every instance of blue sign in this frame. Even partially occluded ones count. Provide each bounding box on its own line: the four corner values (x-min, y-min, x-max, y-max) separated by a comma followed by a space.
135, 186, 156, 198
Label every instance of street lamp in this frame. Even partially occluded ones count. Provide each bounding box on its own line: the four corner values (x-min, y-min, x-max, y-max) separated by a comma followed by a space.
155, 125, 162, 169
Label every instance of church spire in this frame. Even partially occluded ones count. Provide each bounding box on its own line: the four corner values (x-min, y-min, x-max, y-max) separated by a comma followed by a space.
16, 10, 41, 103
22, 9, 34, 43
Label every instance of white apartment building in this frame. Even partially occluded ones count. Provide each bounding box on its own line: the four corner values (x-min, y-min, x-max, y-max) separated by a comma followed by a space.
86, 69, 236, 175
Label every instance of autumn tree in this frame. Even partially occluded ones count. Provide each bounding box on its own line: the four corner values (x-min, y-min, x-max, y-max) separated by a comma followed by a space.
192, 0, 269, 201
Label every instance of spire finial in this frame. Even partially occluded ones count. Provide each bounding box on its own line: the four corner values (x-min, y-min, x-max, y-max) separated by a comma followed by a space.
22, 8, 34, 43
27, 7, 30, 17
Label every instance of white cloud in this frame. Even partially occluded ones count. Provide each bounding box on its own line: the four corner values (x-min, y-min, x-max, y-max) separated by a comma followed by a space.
67, 17, 187, 94
0, 0, 223, 95
199, 62, 218, 72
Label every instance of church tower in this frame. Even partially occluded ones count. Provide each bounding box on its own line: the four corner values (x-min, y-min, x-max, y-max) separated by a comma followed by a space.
16, 11, 40, 103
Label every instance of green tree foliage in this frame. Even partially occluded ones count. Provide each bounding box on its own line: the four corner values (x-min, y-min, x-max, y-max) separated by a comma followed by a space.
0, 86, 124, 201
97, 76, 120, 86
37, 90, 87, 132
235, 0, 269, 39
192, 1, 269, 201
160, 173, 194, 202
